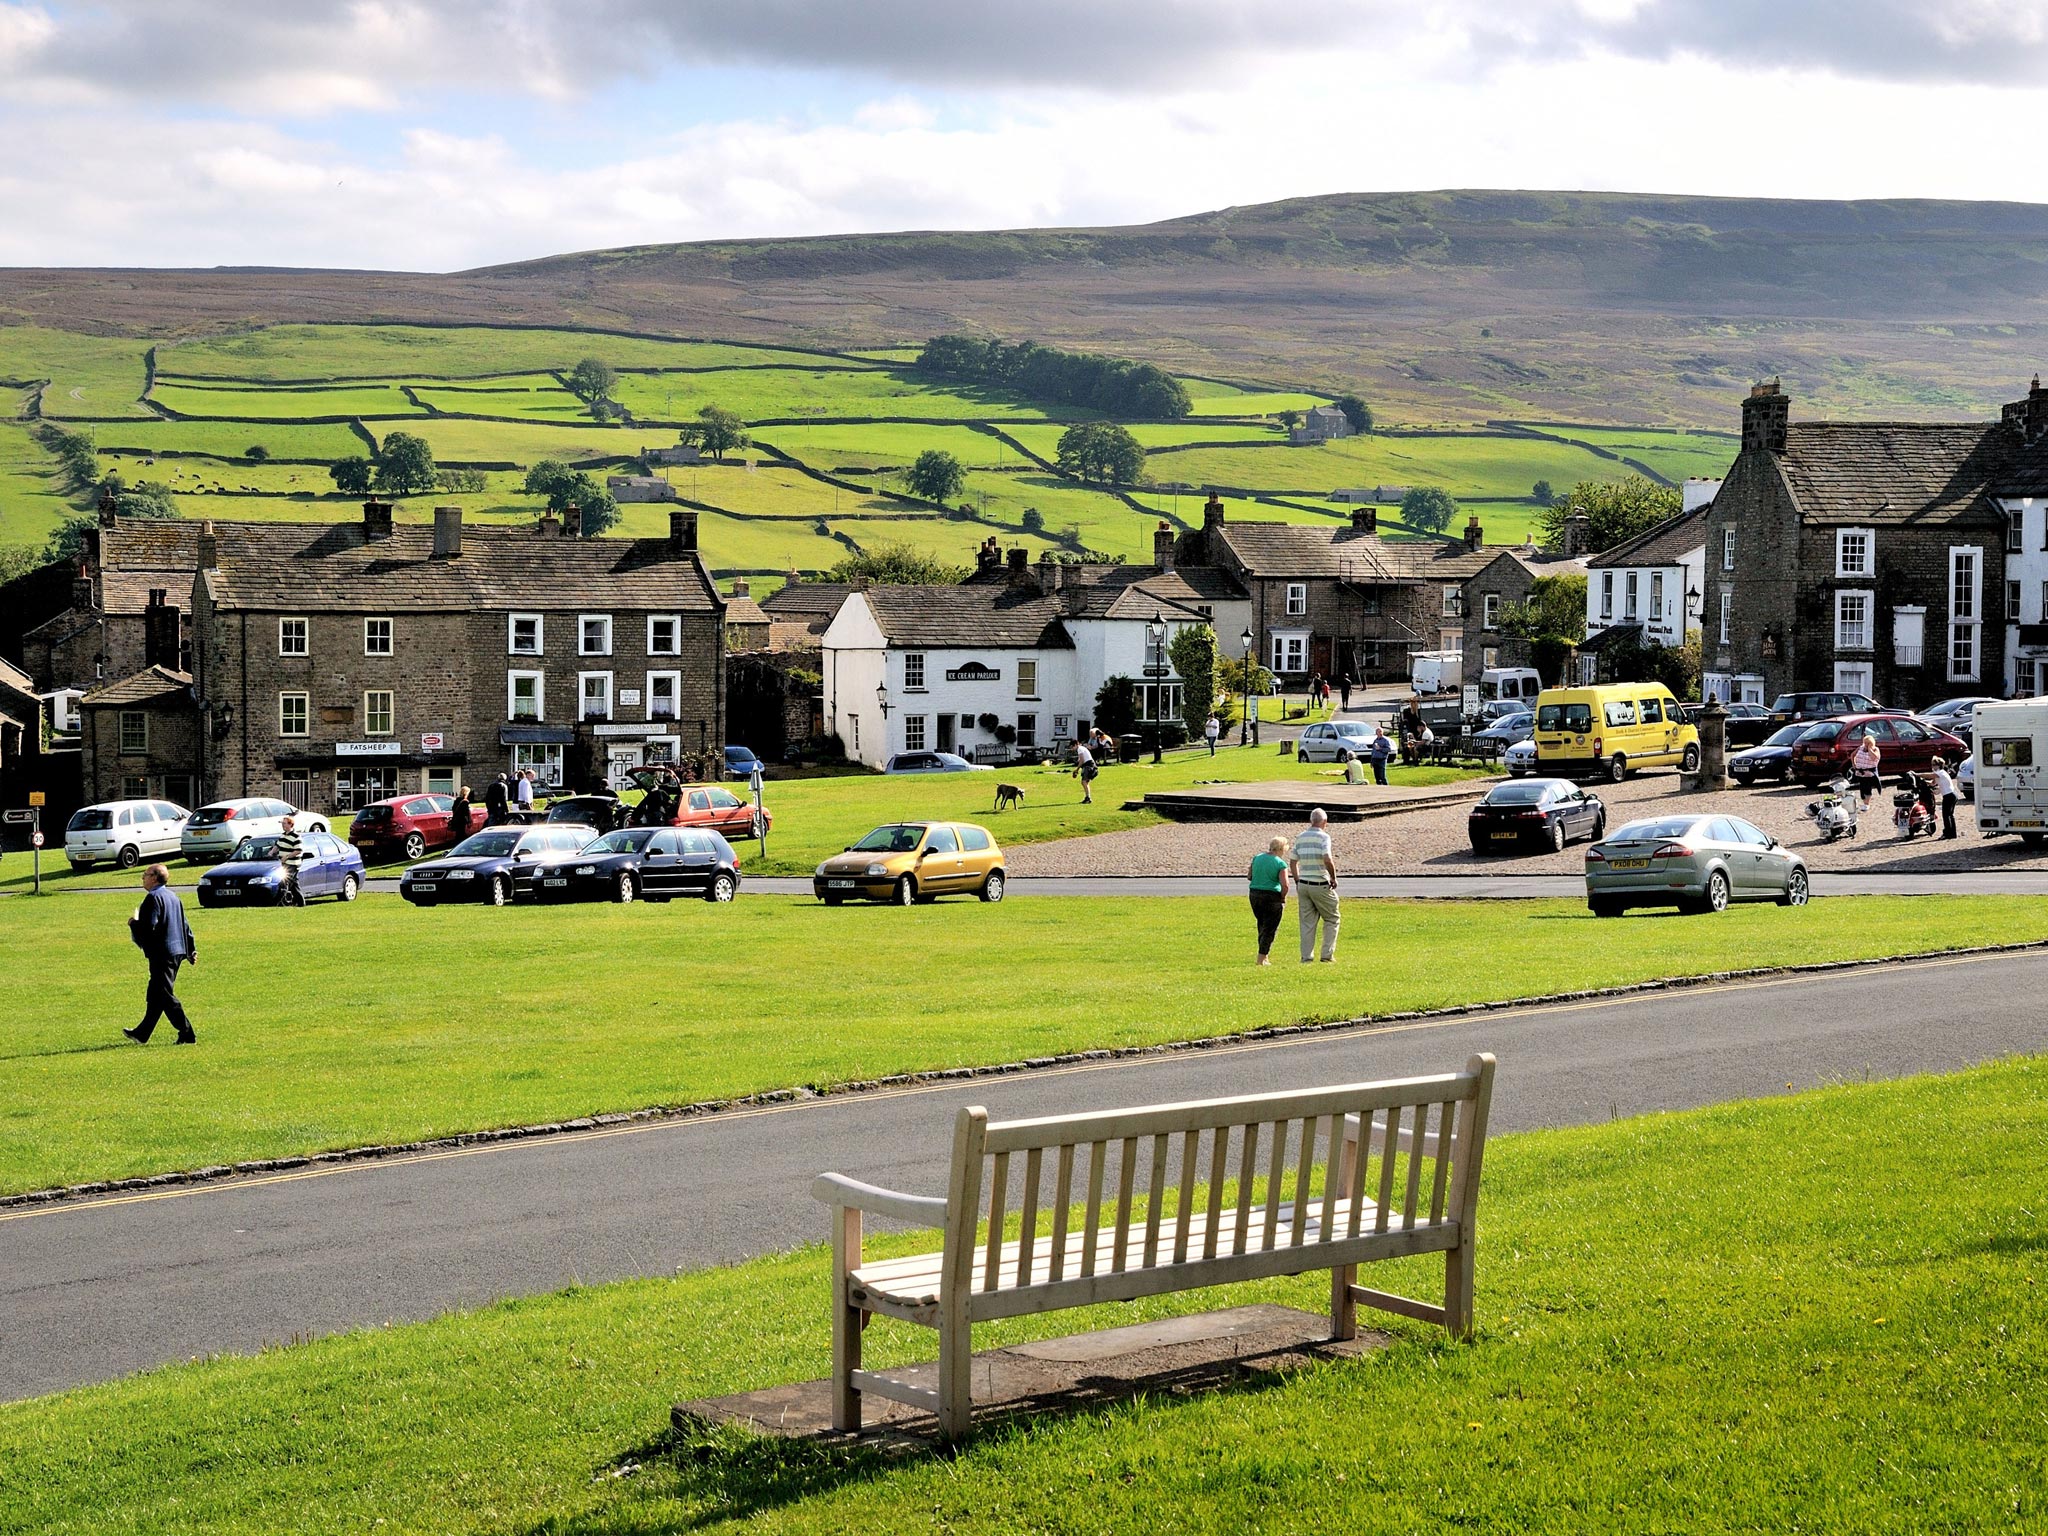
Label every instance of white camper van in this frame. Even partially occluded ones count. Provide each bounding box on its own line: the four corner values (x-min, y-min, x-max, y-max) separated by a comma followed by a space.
1969, 699, 2048, 842
1477, 667, 1542, 710
1410, 650, 1462, 695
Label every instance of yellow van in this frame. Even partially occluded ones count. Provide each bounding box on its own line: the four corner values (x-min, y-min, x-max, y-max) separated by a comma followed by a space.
1533, 683, 1700, 782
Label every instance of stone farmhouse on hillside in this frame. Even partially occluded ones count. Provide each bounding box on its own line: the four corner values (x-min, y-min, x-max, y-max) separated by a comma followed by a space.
1702, 380, 2048, 709
1289, 404, 1354, 445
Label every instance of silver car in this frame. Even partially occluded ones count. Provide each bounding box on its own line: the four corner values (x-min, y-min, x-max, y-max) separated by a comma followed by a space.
1502, 739, 1538, 777
1296, 720, 1377, 763
1584, 812, 1808, 917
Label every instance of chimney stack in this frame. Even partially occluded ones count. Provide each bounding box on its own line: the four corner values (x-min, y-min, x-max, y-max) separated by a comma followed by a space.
1203, 491, 1226, 531
537, 510, 561, 538
560, 505, 581, 538
731, 577, 751, 599
1559, 513, 1590, 559
668, 508, 699, 553
143, 589, 182, 670
1153, 521, 1176, 570
98, 490, 119, 529
1464, 516, 1484, 552
431, 504, 464, 560
976, 536, 1001, 572
1006, 546, 1029, 584
1741, 379, 1789, 455
2027, 375, 2048, 443
197, 519, 219, 570
362, 499, 395, 541
1350, 507, 1377, 533
1038, 560, 1065, 596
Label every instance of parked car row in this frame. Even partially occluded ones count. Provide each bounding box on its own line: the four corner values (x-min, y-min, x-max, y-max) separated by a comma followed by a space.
1586, 813, 1808, 916
197, 831, 365, 907
399, 824, 744, 907
66, 797, 331, 870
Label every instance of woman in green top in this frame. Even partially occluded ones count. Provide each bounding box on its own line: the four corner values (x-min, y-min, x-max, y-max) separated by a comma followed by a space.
1247, 835, 1292, 966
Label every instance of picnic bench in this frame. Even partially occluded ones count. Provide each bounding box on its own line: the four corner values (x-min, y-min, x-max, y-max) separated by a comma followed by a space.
812, 1053, 1497, 1439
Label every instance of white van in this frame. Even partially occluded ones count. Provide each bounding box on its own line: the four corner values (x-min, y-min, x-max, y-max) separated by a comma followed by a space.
1410, 650, 1462, 694
1970, 699, 2048, 842
66, 799, 190, 869
1478, 667, 1542, 710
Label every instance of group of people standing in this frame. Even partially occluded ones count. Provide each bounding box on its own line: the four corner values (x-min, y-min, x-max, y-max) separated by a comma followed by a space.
1847, 729, 1963, 839
1246, 808, 1342, 965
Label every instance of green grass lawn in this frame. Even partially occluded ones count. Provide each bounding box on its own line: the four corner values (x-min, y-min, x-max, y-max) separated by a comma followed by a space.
149, 382, 427, 420
0, 325, 152, 419
88, 418, 373, 462
1183, 388, 1329, 417
1520, 423, 1740, 484
3, 1056, 2041, 1533
0, 420, 84, 556
2, 891, 2043, 1195
1152, 433, 1631, 502
612, 366, 1083, 425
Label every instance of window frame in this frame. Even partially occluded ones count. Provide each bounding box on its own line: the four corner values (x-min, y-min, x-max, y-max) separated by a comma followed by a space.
118, 710, 147, 755
1284, 582, 1307, 617
578, 613, 613, 657
1718, 589, 1732, 645
278, 617, 308, 657
1950, 545, 1982, 682
1623, 571, 1639, 620
510, 742, 564, 788
2010, 509, 2026, 554
1481, 591, 1501, 630
646, 614, 682, 656
1441, 585, 1462, 618
903, 651, 926, 691
1016, 658, 1038, 699
362, 689, 395, 737
1599, 571, 1614, 619
334, 765, 398, 812
278, 690, 309, 738
363, 616, 394, 657
645, 669, 681, 721
2010, 580, 2024, 624
578, 670, 614, 721
1722, 528, 1736, 571
1835, 527, 1874, 579
1834, 589, 1873, 652
507, 669, 544, 721
903, 713, 927, 751
1015, 712, 1038, 749
508, 613, 544, 656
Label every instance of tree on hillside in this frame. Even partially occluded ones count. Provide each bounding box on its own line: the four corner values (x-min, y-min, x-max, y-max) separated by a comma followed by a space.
681, 405, 750, 463
246, 444, 270, 462
566, 357, 617, 404
903, 449, 967, 504
915, 335, 1192, 418
1055, 421, 1145, 485
523, 459, 573, 502
1531, 479, 1555, 507
1279, 408, 1301, 431
825, 541, 969, 585
1167, 623, 1220, 738
37, 425, 97, 491
329, 456, 374, 495
1499, 573, 1588, 645
522, 460, 618, 534
1400, 485, 1458, 535
1019, 507, 1045, 533
1333, 394, 1373, 435
372, 432, 437, 496
1538, 476, 1679, 554
1093, 675, 1138, 736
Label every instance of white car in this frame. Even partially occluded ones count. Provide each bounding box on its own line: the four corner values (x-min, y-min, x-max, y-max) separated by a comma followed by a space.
180, 797, 329, 863
66, 799, 190, 870
1502, 739, 1539, 777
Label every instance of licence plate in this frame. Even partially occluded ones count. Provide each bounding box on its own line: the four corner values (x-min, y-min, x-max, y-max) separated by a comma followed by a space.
215, 888, 242, 898
828, 879, 856, 889
2015, 819, 2041, 829
543, 878, 567, 887
1490, 832, 1519, 841
1607, 857, 1651, 870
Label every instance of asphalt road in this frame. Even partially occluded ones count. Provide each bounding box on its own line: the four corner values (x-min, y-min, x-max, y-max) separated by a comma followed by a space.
7, 948, 2047, 1403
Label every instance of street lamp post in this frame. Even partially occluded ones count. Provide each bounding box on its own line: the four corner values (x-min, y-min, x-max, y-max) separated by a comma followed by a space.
1240, 627, 1255, 746
1147, 611, 1166, 764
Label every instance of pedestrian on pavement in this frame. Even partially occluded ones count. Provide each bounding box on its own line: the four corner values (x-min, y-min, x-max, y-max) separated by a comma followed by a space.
1934, 757, 1960, 840
274, 814, 306, 907
1341, 748, 1365, 785
1204, 713, 1221, 756
1290, 808, 1340, 963
1368, 726, 1393, 785
125, 864, 196, 1045
1339, 678, 1352, 710
514, 769, 535, 816
1851, 730, 1881, 808
1073, 738, 1098, 803
450, 785, 475, 841
1247, 834, 1291, 966
484, 773, 509, 826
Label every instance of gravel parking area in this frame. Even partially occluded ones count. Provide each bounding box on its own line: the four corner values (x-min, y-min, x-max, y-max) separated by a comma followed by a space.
1006, 771, 2048, 878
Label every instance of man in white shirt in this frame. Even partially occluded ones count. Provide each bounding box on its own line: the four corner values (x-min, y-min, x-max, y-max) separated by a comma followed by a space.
1289, 808, 1340, 963
1933, 758, 1960, 840
514, 770, 535, 815
1204, 714, 1221, 756
1073, 740, 1097, 804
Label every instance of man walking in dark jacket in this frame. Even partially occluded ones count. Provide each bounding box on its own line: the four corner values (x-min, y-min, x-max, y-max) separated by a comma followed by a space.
125, 864, 197, 1044
484, 773, 510, 826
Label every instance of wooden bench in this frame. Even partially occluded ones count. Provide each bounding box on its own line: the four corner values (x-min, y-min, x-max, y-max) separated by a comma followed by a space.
812, 1053, 1496, 1439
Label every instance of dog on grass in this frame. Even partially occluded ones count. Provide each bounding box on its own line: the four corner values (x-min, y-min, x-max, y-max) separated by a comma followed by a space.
994, 782, 1026, 812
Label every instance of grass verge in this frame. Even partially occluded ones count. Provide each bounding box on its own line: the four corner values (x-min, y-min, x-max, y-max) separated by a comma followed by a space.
2, 1057, 2041, 1533
4, 892, 2045, 1195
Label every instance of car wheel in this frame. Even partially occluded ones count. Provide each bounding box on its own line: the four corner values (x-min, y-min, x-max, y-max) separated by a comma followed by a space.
893, 875, 916, 906
614, 871, 636, 903
979, 869, 1006, 902
116, 844, 140, 868
1607, 754, 1628, 783
403, 832, 426, 860
1681, 744, 1701, 773
1297, 750, 1310, 763
708, 873, 736, 903
69, 860, 91, 872
1593, 813, 1606, 841
338, 873, 360, 902
1547, 820, 1566, 854
489, 875, 510, 907
821, 893, 844, 906
1589, 898, 1623, 918
1700, 869, 1730, 914
1780, 867, 1809, 907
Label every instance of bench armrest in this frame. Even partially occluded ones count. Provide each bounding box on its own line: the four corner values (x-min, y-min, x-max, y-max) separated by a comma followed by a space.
811, 1172, 949, 1226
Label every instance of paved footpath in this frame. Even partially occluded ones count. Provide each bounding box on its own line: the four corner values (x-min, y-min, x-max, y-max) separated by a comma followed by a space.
6, 948, 2047, 1402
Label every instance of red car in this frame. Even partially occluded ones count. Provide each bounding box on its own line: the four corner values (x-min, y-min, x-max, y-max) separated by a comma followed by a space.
624, 768, 769, 840
348, 793, 465, 862
1789, 714, 1966, 786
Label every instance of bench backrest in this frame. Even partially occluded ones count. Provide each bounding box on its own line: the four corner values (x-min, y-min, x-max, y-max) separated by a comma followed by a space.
940, 1053, 1495, 1319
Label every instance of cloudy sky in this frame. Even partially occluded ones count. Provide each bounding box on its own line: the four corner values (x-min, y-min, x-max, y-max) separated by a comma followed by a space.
1, 0, 2043, 271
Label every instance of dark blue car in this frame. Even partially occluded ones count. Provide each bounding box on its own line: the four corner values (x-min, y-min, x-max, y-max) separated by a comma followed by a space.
196, 830, 365, 906
531, 826, 742, 904
724, 744, 763, 781
399, 824, 597, 907
1729, 723, 1818, 785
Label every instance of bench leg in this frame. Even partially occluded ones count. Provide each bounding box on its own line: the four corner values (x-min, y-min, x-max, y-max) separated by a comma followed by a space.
1443, 1240, 1476, 1338
831, 1206, 863, 1432
1330, 1262, 1358, 1341
937, 1294, 973, 1442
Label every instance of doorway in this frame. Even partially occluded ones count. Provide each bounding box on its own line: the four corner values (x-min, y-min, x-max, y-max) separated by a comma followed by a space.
936, 713, 956, 752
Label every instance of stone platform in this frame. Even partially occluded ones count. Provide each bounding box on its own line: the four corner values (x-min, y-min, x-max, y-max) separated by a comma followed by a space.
672, 1304, 1385, 1448
1134, 778, 1490, 823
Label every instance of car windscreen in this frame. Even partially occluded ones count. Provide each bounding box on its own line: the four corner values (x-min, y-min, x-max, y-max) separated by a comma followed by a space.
352, 804, 392, 822
1801, 722, 1844, 743
1759, 725, 1810, 748
588, 830, 657, 854
451, 832, 522, 857
1482, 783, 1550, 805
69, 808, 112, 831
1608, 818, 1703, 842
187, 806, 237, 826
1536, 703, 1594, 733
1770, 695, 1799, 712
854, 824, 924, 852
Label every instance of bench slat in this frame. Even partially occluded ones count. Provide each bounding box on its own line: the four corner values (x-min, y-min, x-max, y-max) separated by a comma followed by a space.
1142, 1132, 1169, 1270
982, 1151, 1010, 1293
1375, 1103, 1402, 1233
849, 1369, 941, 1410
1080, 1140, 1108, 1278
1403, 1107, 1427, 1231
1202, 1127, 1227, 1260
1232, 1122, 1262, 1257
1049, 1144, 1074, 1284
1260, 1120, 1288, 1253
1429, 1101, 1453, 1224
1016, 1147, 1043, 1287
1289, 1116, 1319, 1249
1173, 1129, 1199, 1266
1112, 1138, 1139, 1274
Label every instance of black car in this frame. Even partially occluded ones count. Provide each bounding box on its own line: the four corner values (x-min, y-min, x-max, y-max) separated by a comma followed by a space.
1729, 723, 1818, 784
399, 824, 597, 907
1467, 778, 1606, 854
1768, 690, 1883, 725
1720, 702, 1775, 747
543, 794, 627, 833
531, 826, 742, 905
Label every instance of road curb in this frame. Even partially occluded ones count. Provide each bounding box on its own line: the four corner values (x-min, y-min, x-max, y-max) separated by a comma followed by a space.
7, 936, 2047, 1211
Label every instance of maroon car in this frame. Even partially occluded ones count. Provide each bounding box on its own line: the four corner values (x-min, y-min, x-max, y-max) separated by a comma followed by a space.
1789, 714, 1966, 786
348, 793, 464, 862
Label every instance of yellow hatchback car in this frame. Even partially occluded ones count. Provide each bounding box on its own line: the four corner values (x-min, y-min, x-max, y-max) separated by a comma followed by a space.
814, 821, 1007, 906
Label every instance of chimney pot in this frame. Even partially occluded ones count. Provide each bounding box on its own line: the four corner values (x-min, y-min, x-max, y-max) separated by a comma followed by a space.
2026, 375, 2048, 443
537, 510, 561, 537
1464, 516, 1484, 552
362, 499, 395, 541
197, 519, 219, 570
1153, 521, 1176, 571
97, 490, 118, 528
1203, 491, 1226, 530
432, 504, 464, 559
1350, 507, 1377, 533
668, 508, 699, 553
731, 577, 751, 598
